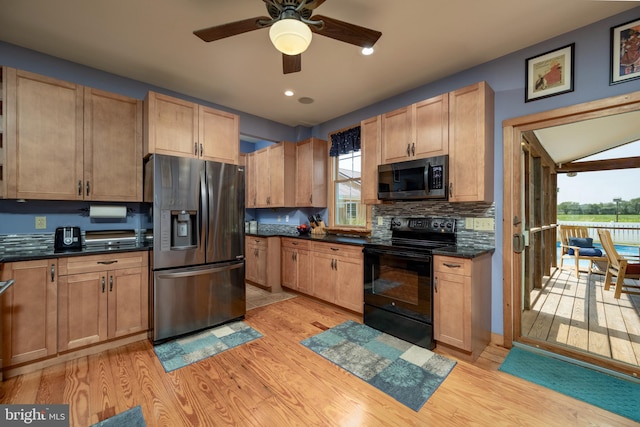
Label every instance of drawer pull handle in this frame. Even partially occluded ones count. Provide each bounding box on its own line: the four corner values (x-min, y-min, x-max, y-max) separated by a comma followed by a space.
443, 263, 461, 268
330, 247, 339, 251
97, 260, 118, 265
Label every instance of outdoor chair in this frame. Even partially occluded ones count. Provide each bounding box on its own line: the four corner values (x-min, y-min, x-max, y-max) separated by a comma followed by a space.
558, 225, 606, 278
597, 229, 640, 299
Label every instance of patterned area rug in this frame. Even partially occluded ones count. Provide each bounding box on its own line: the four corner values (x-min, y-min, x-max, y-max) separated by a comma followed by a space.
500, 347, 640, 423
154, 321, 262, 372
301, 320, 456, 411
91, 406, 145, 427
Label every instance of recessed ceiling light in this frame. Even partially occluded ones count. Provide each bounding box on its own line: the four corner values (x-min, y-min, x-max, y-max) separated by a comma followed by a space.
361, 47, 374, 56
284, 90, 294, 97
298, 97, 314, 104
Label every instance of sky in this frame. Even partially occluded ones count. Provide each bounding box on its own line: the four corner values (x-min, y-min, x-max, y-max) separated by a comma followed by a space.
556, 142, 639, 204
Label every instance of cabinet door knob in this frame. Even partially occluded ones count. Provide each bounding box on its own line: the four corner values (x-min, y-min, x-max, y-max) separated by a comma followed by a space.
449, 182, 453, 197
200, 143, 203, 157
78, 180, 82, 196
411, 143, 415, 156
406, 144, 410, 157
51, 264, 55, 282
194, 142, 198, 156
86, 180, 90, 196
109, 276, 114, 292
101, 277, 106, 293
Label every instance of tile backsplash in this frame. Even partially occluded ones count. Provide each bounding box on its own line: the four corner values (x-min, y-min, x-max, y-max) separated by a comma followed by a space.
372, 201, 495, 247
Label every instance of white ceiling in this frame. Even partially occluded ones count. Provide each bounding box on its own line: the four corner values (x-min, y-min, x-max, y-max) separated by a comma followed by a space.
0, 0, 638, 132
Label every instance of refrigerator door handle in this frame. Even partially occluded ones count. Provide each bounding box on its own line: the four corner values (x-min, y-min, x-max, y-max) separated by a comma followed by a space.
156, 262, 243, 279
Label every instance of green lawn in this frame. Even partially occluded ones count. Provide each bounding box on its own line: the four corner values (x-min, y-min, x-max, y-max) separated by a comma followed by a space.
557, 215, 640, 222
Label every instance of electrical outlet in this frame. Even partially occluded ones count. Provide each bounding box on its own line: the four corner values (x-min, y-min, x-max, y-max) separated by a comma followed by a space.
35, 216, 47, 229
474, 218, 495, 231
378, 217, 383, 226
285, 215, 289, 222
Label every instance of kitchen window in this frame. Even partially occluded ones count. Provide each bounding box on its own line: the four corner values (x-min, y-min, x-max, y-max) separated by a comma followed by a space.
329, 129, 367, 229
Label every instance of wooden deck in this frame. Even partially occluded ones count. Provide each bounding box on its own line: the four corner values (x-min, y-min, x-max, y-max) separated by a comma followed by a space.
523, 268, 640, 366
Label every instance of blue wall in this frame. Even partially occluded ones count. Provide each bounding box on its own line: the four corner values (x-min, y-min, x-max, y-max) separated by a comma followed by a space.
2, 6, 640, 336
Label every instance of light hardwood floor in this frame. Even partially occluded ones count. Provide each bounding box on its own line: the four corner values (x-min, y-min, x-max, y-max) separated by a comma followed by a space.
1, 296, 637, 426
523, 268, 640, 366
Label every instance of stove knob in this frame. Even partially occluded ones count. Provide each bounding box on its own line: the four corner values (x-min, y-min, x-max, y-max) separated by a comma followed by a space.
431, 220, 439, 229
446, 222, 453, 229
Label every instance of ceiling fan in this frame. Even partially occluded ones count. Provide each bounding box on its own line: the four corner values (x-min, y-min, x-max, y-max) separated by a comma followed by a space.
193, 0, 382, 74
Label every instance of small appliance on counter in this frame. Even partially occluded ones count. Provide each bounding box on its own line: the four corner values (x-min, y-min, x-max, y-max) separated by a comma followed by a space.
84, 229, 138, 250
54, 226, 82, 252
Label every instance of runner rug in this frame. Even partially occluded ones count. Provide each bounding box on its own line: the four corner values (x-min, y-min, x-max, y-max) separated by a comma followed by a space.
499, 346, 640, 423
301, 320, 456, 411
154, 321, 262, 372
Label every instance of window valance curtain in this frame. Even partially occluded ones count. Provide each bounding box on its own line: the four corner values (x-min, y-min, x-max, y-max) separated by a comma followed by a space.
329, 126, 361, 157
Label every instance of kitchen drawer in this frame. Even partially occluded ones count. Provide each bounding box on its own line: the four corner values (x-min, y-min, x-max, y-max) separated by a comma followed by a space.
281, 238, 310, 251
434, 256, 470, 276
312, 241, 363, 258
58, 251, 148, 275
246, 237, 268, 247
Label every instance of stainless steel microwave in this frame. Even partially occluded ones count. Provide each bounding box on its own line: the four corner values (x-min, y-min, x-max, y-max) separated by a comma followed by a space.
378, 155, 448, 201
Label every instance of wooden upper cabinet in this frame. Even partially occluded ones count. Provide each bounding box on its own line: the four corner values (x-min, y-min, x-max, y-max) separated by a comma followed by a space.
145, 91, 198, 158
199, 106, 239, 164
361, 115, 382, 205
84, 88, 143, 201
3, 68, 143, 201
448, 81, 494, 203
145, 91, 240, 164
414, 94, 449, 158
4, 68, 84, 200
254, 142, 295, 208
381, 94, 448, 164
295, 137, 327, 207
245, 152, 257, 208
381, 105, 412, 164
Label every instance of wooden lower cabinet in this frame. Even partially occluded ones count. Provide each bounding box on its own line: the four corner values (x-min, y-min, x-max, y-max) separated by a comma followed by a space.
58, 252, 148, 352
433, 253, 491, 360
309, 242, 364, 313
281, 238, 311, 294
245, 236, 281, 291
1, 259, 58, 367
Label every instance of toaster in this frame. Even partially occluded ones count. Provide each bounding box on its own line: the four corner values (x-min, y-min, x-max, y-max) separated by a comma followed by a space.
54, 226, 82, 252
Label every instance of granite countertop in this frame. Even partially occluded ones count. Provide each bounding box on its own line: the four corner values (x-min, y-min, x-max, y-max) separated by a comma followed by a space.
0, 242, 152, 263
246, 231, 494, 258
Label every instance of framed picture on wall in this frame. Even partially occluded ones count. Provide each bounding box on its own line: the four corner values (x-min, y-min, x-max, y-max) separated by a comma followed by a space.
525, 43, 575, 102
610, 17, 640, 85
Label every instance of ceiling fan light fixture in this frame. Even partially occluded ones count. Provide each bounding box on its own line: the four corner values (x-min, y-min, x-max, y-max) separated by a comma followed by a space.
361, 47, 374, 56
269, 18, 312, 55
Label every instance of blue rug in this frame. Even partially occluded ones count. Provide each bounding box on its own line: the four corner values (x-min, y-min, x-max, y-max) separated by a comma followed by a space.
154, 321, 262, 372
91, 406, 145, 427
499, 347, 640, 423
301, 320, 456, 411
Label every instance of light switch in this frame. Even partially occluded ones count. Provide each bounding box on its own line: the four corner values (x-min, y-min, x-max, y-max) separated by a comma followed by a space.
35, 216, 47, 229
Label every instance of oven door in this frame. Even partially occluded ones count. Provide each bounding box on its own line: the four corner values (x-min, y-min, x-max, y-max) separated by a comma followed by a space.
363, 246, 432, 323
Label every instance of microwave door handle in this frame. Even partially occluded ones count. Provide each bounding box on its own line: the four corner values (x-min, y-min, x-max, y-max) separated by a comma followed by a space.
427, 163, 432, 194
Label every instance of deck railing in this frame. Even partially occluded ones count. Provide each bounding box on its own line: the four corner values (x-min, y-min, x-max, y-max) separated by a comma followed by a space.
557, 221, 640, 246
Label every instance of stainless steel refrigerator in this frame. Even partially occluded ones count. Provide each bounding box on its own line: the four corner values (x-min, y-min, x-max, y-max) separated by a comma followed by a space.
145, 154, 245, 343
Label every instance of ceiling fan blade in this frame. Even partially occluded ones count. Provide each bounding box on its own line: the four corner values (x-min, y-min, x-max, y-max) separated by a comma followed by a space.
310, 15, 381, 48
283, 53, 302, 74
194, 16, 270, 42
305, 0, 327, 9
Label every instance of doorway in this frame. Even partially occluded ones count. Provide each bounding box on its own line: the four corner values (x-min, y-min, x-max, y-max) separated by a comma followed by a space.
502, 90, 640, 378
